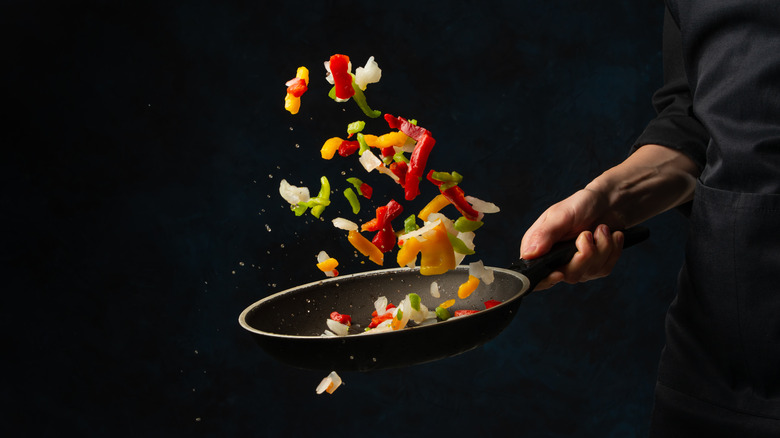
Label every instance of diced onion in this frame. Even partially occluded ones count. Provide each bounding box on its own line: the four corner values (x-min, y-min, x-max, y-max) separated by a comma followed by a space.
376, 164, 400, 182
279, 179, 310, 205
332, 217, 358, 231
316, 250, 330, 263
469, 260, 495, 285
430, 281, 440, 298
374, 296, 388, 316
326, 319, 349, 336
354, 56, 382, 90
426, 213, 456, 236
465, 196, 500, 214
358, 150, 382, 172
316, 371, 343, 394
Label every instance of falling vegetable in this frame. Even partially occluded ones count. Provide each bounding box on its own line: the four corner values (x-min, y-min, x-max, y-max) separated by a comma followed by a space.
284, 66, 309, 115
316, 371, 343, 394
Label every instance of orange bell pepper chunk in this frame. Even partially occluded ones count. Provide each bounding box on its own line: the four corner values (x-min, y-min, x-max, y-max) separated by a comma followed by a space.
457, 275, 480, 299
347, 230, 383, 265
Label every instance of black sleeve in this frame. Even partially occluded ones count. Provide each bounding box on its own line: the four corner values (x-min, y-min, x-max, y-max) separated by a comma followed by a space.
630, 6, 709, 171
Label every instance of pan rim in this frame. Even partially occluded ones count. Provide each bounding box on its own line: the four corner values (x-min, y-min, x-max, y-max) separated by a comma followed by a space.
238, 265, 530, 339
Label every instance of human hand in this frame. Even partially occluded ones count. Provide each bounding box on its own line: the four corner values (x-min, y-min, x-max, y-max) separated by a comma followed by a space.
520, 189, 626, 290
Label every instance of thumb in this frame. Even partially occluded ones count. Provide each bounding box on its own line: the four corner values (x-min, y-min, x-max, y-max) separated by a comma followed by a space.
520, 214, 574, 260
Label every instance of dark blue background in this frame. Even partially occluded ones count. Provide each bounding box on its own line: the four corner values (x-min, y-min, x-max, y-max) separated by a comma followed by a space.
4, 0, 688, 436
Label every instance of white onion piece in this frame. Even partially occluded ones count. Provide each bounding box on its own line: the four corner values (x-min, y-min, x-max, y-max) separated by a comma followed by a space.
332, 217, 358, 231
465, 196, 500, 214
279, 179, 310, 205
374, 296, 388, 316
469, 260, 495, 285
354, 56, 381, 90
427, 213, 456, 236
358, 150, 382, 172
316, 371, 343, 394
430, 281, 440, 298
454, 231, 476, 265
376, 164, 400, 182
316, 250, 329, 263
321, 330, 337, 337
394, 296, 411, 330
326, 319, 349, 336
397, 218, 441, 243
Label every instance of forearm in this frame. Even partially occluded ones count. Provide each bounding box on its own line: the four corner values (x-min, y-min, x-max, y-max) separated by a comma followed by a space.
585, 144, 700, 227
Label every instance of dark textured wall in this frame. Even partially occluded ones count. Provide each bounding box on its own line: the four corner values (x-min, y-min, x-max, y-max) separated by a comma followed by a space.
5, 0, 689, 436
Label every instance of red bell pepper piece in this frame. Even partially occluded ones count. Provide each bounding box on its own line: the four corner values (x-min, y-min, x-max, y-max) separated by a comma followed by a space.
372, 227, 396, 253
453, 309, 480, 317
442, 185, 480, 221
384, 114, 436, 201
404, 132, 435, 200
484, 300, 502, 309
361, 200, 403, 252
384, 114, 429, 141
426, 170, 480, 221
358, 182, 373, 199
389, 161, 408, 187
330, 311, 352, 325
285, 78, 308, 97
330, 54, 355, 100
338, 140, 360, 157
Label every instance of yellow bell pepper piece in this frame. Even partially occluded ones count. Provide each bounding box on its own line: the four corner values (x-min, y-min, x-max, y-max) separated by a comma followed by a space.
396, 224, 456, 275
439, 299, 456, 309
316, 257, 339, 272
284, 93, 301, 114
396, 236, 423, 267
321, 137, 343, 160
418, 194, 451, 221
347, 230, 383, 265
364, 131, 409, 148
457, 275, 480, 299
419, 224, 456, 276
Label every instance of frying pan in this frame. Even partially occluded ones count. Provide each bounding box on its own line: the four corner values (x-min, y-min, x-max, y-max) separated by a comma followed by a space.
239, 226, 649, 371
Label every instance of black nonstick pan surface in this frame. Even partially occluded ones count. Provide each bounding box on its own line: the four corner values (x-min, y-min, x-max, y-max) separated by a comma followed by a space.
239, 226, 649, 371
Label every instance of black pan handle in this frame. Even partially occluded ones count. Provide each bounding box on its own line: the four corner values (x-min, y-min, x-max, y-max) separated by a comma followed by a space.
509, 226, 649, 290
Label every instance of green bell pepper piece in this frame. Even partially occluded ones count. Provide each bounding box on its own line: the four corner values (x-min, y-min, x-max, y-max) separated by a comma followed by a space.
448, 232, 475, 255
343, 187, 360, 214
454, 216, 484, 232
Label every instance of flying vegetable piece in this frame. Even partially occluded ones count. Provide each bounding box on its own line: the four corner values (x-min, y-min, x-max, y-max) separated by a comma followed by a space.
286, 176, 331, 218
284, 66, 309, 115
364, 200, 403, 253
321, 137, 343, 160
347, 229, 383, 265
396, 223, 456, 275
427, 170, 480, 221
346, 177, 372, 199
329, 54, 354, 100
384, 114, 436, 201
326, 54, 382, 118
316, 371, 343, 395
418, 194, 451, 221
343, 187, 360, 214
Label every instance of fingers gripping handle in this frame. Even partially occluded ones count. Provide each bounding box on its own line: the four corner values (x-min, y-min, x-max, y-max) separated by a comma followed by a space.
510, 226, 650, 289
